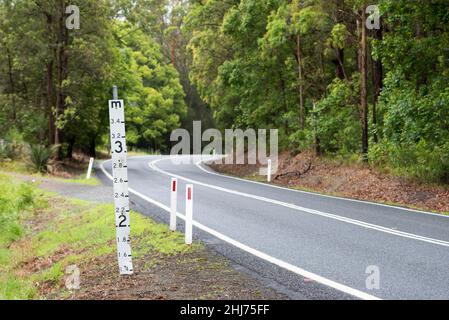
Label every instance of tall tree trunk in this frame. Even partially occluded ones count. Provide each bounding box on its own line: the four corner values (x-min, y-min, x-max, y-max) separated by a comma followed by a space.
43, 9, 56, 146
54, 6, 63, 150
334, 0, 347, 80
334, 48, 347, 80
360, 7, 369, 161
372, 18, 383, 143
170, 38, 176, 67
296, 34, 305, 130
6, 48, 16, 123
67, 136, 75, 159
312, 101, 321, 156
47, 60, 55, 145
55, 0, 69, 159
89, 136, 97, 158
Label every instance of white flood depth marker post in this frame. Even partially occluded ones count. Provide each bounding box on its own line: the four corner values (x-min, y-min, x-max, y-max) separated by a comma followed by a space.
86, 157, 94, 179
170, 178, 178, 231
267, 159, 272, 183
185, 184, 193, 245
109, 86, 133, 275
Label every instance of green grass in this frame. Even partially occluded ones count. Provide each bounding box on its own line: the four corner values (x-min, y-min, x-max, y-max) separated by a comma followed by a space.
57, 175, 101, 186
0, 160, 33, 174
0, 173, 38, 299
0, 160, 101, 186
0, 173, 198, 300
244, 174, 269, 183
0, 174, 35, 246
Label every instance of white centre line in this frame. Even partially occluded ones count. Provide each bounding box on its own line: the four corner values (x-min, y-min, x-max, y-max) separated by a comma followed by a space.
196, 157, 449, 219
150, 157, 449, 248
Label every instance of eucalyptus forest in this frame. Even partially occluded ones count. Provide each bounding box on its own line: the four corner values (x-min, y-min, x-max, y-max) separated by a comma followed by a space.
1, 0, 448, 182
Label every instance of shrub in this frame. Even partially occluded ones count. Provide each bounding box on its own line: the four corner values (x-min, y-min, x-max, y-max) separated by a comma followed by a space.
386, 140, 449, 183
0, 140, 22, 161
26, 144, 58, 173
17, 183, 35, 210
0, 140, 8, 161
0, 175, 36, 247
314, 78, 361, 156
368, 143, 389, 167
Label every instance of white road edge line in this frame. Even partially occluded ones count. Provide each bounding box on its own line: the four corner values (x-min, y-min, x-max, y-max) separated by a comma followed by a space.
196, 157, 449, 219
151, 157, 449, 248
100, 159, 380, 301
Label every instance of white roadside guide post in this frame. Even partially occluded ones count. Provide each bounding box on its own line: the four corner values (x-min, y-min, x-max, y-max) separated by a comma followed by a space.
170, 178, 178, 231
267, 159, 272, 183
109, 86, 133, 275
86, 157, 94, 180
185, 184, 194, 245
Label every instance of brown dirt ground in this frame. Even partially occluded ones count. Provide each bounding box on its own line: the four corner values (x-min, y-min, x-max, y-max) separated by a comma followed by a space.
59, 249, 286, 300
27, 241, 286, 300
47, 154, 89, 178
210, 151, 449, 214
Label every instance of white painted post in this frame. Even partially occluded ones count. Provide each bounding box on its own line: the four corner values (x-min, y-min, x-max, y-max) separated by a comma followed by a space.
170, 178, 178, 231
185, 184, 193, 245
109, 86, 133, 275
267, 159, 272, 183
86, 157, 94, 179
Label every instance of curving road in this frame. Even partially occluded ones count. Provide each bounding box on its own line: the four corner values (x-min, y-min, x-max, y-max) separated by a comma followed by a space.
100, 155, 449, 300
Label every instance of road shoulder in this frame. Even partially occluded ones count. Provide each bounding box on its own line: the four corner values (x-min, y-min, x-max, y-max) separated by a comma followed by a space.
1, 172, 286, 300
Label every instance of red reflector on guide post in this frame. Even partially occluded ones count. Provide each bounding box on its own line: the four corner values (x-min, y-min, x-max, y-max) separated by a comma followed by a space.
172, 180, 176, 192
188, 188, 192, 200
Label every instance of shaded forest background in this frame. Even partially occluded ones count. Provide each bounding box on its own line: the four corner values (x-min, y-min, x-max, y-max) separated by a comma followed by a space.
0, 0, 448, 183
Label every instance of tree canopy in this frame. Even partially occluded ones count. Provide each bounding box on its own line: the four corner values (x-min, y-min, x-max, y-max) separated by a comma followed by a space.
1, 0, 448, 182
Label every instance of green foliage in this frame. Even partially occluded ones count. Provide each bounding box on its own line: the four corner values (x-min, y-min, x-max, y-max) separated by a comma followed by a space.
370, 140, 449, 183
288, 129, 313, 153
372, 0, 449, 182
330, 23, 348, 49
0, 173, 197, 299
0, 0, 448, 184
0, 134, 24, 161
0, 141, 12, 161
0, 174, 37, 257
25, 144, 57, 173
186, 0, 448, 183
0, 0, 190, 157
314, 78, 361, 155
114, 23, 187, 152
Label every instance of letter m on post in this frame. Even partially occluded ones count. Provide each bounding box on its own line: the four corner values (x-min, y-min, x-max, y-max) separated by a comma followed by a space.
110, 101, 123, 109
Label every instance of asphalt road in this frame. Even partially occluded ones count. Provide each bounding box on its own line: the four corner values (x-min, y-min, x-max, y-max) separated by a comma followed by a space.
100, 155, 449, 300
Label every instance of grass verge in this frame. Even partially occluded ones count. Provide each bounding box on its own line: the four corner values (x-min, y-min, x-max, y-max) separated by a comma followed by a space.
0, 173, 283, 300
0, 173, 196, 299
0, 160, 101, 186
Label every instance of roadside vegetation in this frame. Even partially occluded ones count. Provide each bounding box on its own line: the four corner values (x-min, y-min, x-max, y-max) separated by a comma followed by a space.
210, 151, 449, 215
0, 173, 192, 299
0, 136, 101, 184
0, 172, 283, 300
1, 0, 448, 187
